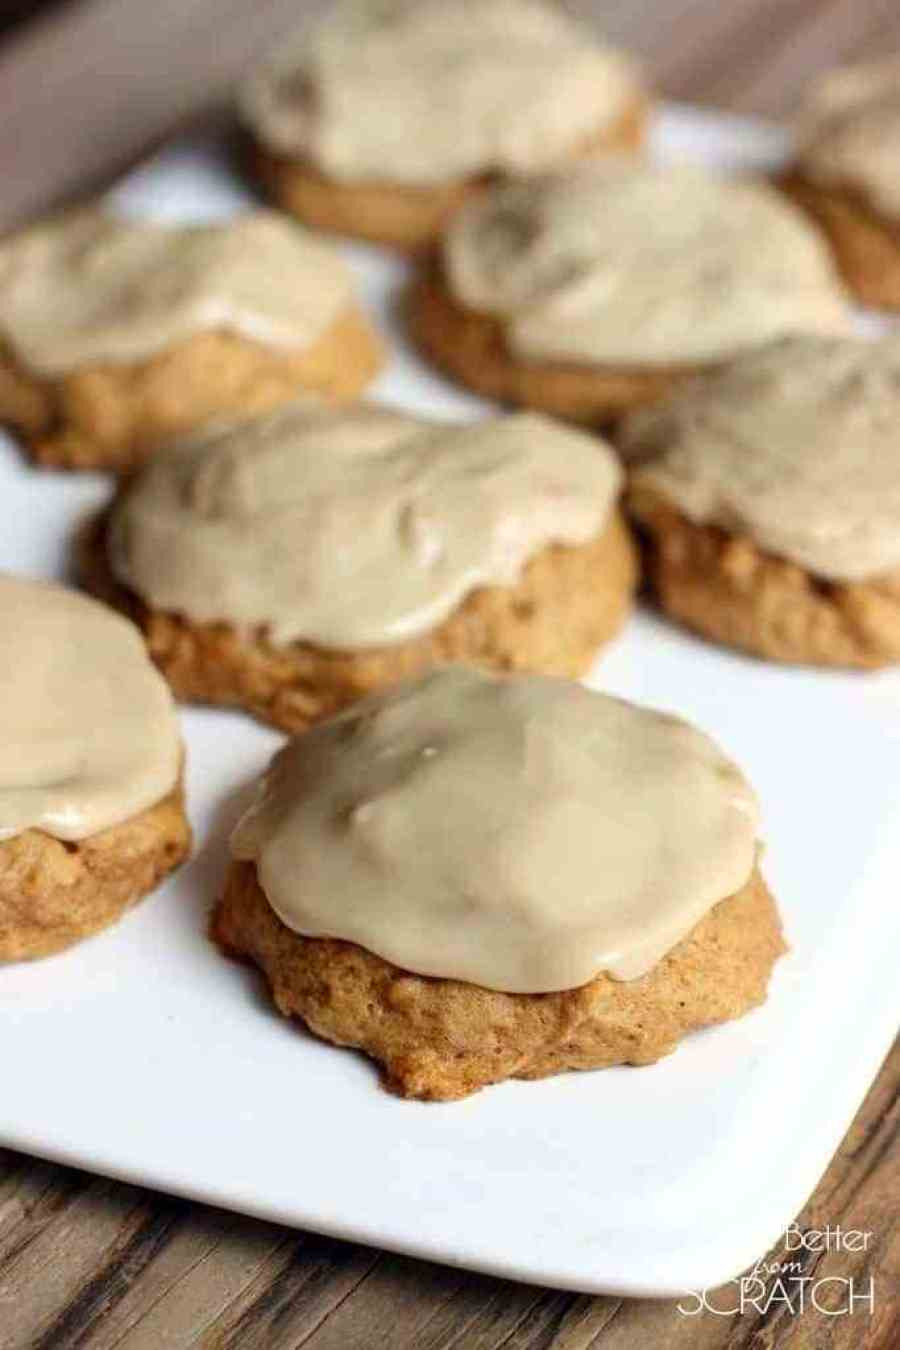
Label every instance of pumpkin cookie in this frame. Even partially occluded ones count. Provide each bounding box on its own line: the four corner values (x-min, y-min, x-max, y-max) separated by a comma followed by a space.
782, 57, 900, 309
623, 336, 900, 668
213, 667, 785, 1100
82, 400, 637, 732
412, 160, 850, 424
0, 575, 190, 961
240, 0, 648, 250
0, 208, 382, 472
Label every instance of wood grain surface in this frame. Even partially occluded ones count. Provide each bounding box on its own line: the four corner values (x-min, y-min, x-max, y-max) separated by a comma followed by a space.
1, 1, 899, 1347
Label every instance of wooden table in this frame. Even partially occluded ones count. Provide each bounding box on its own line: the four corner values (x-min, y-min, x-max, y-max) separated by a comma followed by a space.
1, 2, 898, 1346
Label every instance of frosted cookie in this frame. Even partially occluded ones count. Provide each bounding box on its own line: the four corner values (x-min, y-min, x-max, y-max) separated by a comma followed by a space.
213, 666, 785, 1100
240, 0, 647, 250
82, 399, 637, 731
782, 58, 900, 309
0, 575, 190, 961
623, 336, 900, 668
0, 208, 382, 472
412, 160, 850, 424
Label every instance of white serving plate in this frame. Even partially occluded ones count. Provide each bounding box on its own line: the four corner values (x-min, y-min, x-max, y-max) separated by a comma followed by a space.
2, 105, 899, 1298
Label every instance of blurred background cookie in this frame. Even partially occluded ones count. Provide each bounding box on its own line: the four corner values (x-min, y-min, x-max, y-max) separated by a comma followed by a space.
623, 335, 900, 668
782, 57, 900, 309
82, 399, 637, 730
240, 0, 648, 250
412, 161, 850, 425
0, 208, 382, 472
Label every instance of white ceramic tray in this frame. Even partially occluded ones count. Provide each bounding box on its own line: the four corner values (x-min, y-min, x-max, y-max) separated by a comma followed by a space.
2, 105, 899, 1298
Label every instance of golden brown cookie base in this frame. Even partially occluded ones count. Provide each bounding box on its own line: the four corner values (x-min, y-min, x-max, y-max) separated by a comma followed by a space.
0, 308, 383, 473
0, 781, 191, 961
410, 268, 701, 425
251, 98, 649, 252
80, 509, 638, 732
779, 172, 900, 310
631, 488, 900, 668
212, 860, 785, 1101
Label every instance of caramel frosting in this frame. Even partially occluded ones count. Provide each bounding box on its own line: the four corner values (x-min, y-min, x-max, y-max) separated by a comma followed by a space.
624, 336, 900, 582
108, 400, 621, 649
0, 208, 354, 376
231, 667, 760, 993
0, 575, 181, 843
796, 57, 900, 220
240, 0, 642, 186
445, 161, 850, 367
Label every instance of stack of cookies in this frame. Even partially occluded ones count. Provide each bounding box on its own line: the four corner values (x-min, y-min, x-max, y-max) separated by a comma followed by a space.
4, 0, 899, 1101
